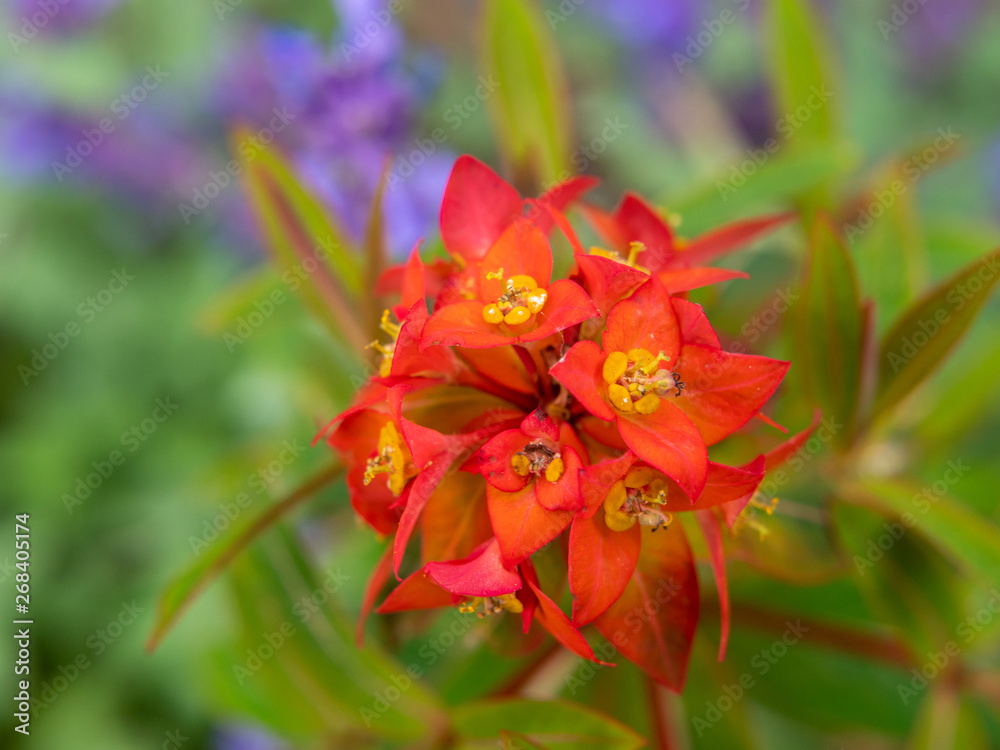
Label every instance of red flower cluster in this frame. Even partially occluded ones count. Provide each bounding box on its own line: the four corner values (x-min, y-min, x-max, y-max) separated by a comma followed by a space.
324, 156, 800, 689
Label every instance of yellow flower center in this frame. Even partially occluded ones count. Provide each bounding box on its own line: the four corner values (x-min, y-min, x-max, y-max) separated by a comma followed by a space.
510, 442, 564, 483
366, 310, 402, 378
482, 270, 548, 326
363, 421, 413, 495
603, 467, 673, 532
458, 593, 524, 617
588, 241, 651, 274
602, 348, 683, 415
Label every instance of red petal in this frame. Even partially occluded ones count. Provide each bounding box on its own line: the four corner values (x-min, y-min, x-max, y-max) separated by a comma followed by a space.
603, 277, 680, 359
549, 340, 615, 422
422, 300, 520, 349
440, 155, 522, 262
357, 543, 394, 646
581, 203, 628, 250
523, 279, 597, 343
525, 571, 611, 665
666, 458, 765, 513
719, 456, 766, 527
672, 298, 720, 348
377, 569, 454, 613
526, 198, 585, 256
761, 410, 821, 472
532, 175, 600, 234
569, 511, 641, 626
389, 302, 456, 379
615, 193, 676, 270
487, 483, 574, 568
478, 429, 533, 493
574, 254, 649, 317
399, 243, 427, 313
520, 408, 560, 442
618, 401, 708, 501
674, 344, 790, 446
425, 538, 522, 597
480, 218, 553, 299
695, 510, 730, 662
535, 446, 584, 512
657, 266, 749, 294
594, 525, 699, 690
677, 212, 795, 268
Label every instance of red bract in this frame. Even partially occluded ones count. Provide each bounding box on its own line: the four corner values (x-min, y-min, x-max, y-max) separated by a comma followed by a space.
325, 155, 797, 690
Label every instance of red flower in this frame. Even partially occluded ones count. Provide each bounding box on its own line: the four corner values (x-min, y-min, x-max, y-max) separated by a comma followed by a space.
324, 155, 796, 690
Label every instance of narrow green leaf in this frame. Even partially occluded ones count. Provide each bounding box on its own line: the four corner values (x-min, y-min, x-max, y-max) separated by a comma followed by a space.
453, 699, 644, 750
146, 462, 343, 652
874, 248, 1000, 419
841, 477, 1000, 585
196, 267, 282, 334
796, 215, 865, 442
234, 126, 367, 351
362, 159, 391, 344
483, 0, 570, 188
764, 0, 838, 146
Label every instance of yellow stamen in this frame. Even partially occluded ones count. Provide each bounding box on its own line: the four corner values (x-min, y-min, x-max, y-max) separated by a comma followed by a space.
603, 351, 628, 384
504, 307, 531, 326
634, 393, 661, 415
511, 454, 531, 476
607, 384, 633, 412
482, 273, 547, 328
363, 422, 412, 496
544, 456, 565, 483
459, 594, 523, 617
482, 304, 504, 324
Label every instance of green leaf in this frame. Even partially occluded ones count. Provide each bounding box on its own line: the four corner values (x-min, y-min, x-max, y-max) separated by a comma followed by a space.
146, 462, 343, 652
873, 248, 1000, 420
764, 0, 838, 146
196, 267, 282, 334
483, 0, 570, 188
453, 699, 645, 749
795, 215, 866, 443
840, 477, 1000, 586
234, 126, 367, 351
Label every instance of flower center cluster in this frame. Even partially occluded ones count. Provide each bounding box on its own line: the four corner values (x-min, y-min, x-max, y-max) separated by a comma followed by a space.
482, 270, 548, 326
458, 593, 524, 618
602, 348, 684, 415
589, 241, 651, 274
603, 467, 673, 532
367, 310, 401, 378
511, 442, 565, 483
363, 422, 413, 495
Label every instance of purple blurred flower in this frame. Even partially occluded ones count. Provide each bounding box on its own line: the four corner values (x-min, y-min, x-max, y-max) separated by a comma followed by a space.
893, 0, 988, 68
213, 723, 287, 750
8, 0, 120, 38
583, 0, 704, 59
217, 0, 453, 256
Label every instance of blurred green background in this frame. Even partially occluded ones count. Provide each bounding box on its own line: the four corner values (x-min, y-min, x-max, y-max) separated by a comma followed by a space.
2, 0, 1000, 748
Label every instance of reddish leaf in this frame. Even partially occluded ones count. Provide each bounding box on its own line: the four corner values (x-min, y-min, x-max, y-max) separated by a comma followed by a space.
421, 472, 493, 565
695, 509, 730, 661
377, 569, 454, 613
569, 511, 641, 626
574, 254, 650, 317
357, 543, 394, 647
678, 212, 795, 267
594, 525, 700, 691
